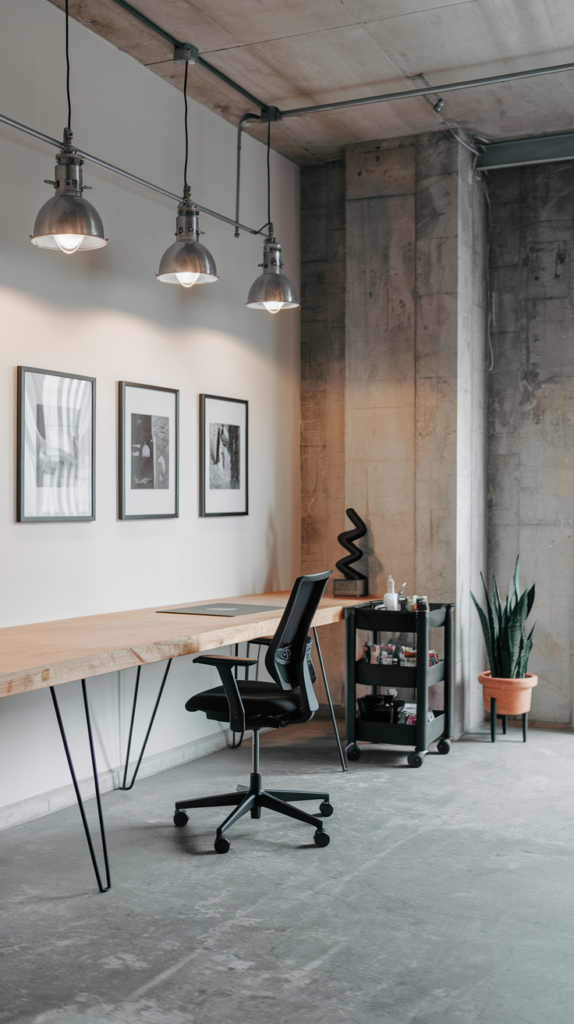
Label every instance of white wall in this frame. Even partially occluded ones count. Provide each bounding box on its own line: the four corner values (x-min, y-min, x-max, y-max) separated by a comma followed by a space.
0, 0, 300, 824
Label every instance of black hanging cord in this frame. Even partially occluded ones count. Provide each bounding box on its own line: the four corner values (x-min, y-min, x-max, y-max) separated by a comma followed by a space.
267, 120, 271, 232
65, 0, 72, 131
183, 60, 189, 190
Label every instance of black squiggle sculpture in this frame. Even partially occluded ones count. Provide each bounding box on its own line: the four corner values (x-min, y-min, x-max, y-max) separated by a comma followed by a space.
336, 508, 367, 579
333, 508, 368, 597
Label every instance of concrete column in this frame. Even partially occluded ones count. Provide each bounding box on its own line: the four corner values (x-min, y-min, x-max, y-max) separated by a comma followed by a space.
345, 132, 487, 735
300, 132, 487, 728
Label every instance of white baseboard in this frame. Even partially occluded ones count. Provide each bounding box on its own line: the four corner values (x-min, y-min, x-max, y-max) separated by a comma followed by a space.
0, 729, 230, 832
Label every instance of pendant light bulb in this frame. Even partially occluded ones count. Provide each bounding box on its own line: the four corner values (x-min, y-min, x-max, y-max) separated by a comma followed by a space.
175, 271, 200, 288
246, 232, 299, 313
157, 188, 218, 286
54, 233, 84, 254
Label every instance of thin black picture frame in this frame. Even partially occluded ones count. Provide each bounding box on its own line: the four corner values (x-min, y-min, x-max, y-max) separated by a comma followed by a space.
16, 365, 96, 523
118, 380, 179, 520
199, 393, 249, 517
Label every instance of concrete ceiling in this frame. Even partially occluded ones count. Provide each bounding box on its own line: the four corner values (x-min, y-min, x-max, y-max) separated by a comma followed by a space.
49, 0, 574, 164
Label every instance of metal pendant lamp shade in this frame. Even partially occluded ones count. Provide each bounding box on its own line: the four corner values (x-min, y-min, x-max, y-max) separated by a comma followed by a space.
246, 233, 299, 313
31, 129, 107, 253
32, 0, 106, 256
157, 187, 217, 286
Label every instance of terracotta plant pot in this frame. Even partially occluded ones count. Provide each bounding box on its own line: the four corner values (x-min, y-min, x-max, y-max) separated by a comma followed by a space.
478, 671, 538, 716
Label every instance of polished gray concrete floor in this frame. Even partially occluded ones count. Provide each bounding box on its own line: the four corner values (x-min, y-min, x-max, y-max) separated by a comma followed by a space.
1, 725, 573, 1024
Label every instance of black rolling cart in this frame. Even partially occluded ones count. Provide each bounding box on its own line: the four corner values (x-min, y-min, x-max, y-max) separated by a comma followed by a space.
344, 602, 454, 768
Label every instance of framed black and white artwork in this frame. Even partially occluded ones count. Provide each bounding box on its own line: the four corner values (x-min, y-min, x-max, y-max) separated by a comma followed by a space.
199, 394, 248, 517
118, 381, 179, 520
17, 366, 95, 523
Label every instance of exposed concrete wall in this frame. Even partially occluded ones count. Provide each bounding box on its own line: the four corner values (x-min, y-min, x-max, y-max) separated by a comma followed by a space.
345, 138, 417, 595
488, 162, 574, 726
300, 161, 346, 702
301, 132, 488, 728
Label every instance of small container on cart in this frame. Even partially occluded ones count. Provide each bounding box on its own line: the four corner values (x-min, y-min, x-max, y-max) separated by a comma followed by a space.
344, 602, 454, 768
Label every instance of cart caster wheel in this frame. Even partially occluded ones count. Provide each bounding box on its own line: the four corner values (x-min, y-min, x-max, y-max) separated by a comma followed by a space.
319, 801, 333, 817
346, 743, 361, 761
173, 811, 189, 827
214, 837, 230, 854
437, 738, 451, 755
314, 830, 330, 848
407, 752, 425, 768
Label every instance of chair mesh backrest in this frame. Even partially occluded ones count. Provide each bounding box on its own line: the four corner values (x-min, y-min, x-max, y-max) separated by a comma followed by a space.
265, 571, 332, 690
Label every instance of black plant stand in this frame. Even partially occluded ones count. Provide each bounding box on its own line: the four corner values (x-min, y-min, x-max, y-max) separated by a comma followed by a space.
344, 602, 454, 768
490, 697, 528, 742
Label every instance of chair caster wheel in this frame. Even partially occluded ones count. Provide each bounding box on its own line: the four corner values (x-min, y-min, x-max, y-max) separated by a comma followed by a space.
346, 743, 361, 761
437, 738, 451, 755
214, 837, 230, 854
407, 752, 425, 768
173, 811, 189, 827
319, 801, 333, 817
314, 830, 330, 848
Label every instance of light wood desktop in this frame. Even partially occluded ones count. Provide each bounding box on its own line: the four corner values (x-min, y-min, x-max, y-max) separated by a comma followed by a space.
0, 592, 360, 699
0, 591, 363, 893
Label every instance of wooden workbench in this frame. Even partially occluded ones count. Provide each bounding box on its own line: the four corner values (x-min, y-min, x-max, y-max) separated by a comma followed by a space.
0, 592, 362, 700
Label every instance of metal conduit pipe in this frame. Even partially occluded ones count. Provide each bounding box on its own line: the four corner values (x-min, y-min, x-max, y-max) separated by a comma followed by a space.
280, 60, 574, 118
0, 112, 260, 235
235, 112, 261, 238
110, 0, 268, 112
106, 2, 574, 124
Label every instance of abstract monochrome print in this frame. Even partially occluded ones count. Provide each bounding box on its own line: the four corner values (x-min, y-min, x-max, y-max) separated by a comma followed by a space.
18, 368, 94, 521
200, 395, 248, 516
209, 423, 240, 490
131, 414, 169, 490
119, 382, 178, 519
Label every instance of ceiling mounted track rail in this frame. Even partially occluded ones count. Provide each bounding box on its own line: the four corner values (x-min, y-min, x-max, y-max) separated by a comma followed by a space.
0, 112, 260, 234
108, 0, 574, 124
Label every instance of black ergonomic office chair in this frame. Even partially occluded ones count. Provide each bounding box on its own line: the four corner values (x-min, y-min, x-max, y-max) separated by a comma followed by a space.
173, 570, 334, 853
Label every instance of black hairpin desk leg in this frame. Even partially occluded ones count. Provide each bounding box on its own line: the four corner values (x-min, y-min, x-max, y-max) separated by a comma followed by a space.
50, 682, 111, 894
120, 659, 173, 790
312, 626, 347, 771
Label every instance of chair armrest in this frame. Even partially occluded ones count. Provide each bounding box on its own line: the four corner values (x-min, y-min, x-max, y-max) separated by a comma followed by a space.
249, 636, 273, 646
193, 655, 257, 732
194, 654, 257, 668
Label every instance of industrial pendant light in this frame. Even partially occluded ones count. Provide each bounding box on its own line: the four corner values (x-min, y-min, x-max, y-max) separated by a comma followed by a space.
157, 61, 217, 287
246, 123, 298, 313
31, 0, 106, 253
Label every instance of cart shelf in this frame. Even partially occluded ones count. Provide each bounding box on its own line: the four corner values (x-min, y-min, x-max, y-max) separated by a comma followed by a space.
355, 659, 445, 689
355, 711, 446, 747
345, 601, 454, 768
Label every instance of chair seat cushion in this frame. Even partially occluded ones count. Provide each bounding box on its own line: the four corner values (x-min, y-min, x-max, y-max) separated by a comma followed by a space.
186, 682, 301, 723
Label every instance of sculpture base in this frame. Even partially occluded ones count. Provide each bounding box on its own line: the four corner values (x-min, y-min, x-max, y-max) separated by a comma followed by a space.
333, 578, 368, 598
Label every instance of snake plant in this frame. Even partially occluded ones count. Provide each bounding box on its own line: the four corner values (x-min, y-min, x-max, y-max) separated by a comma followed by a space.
471, 556, 535, 679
